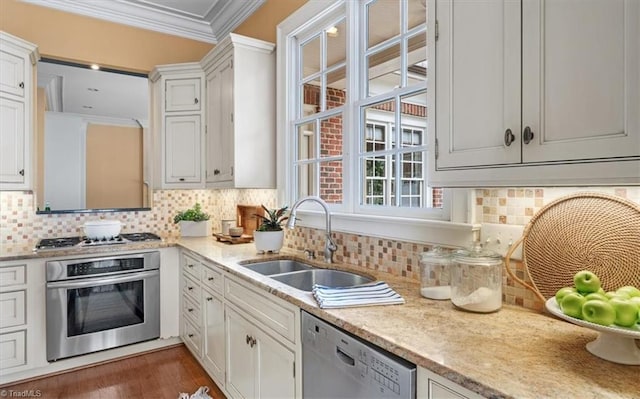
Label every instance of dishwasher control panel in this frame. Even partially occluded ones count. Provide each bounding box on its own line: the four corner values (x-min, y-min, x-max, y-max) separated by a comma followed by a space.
302, 311, 416, 399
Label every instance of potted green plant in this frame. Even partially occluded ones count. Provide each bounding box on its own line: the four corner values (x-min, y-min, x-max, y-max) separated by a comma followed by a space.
254, 205, 288, 253
173, 203, 211, 237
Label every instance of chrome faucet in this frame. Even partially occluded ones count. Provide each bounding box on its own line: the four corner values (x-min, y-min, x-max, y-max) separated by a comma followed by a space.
287, 196, 337, 264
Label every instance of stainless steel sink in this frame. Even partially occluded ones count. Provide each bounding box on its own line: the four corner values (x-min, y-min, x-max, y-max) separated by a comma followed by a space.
240, 259, 374, 291
240, 259, 314, 276
270, 269, 374, 292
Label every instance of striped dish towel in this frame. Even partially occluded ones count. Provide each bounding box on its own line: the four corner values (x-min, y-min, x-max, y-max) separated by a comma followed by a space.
312, 281, 405, 309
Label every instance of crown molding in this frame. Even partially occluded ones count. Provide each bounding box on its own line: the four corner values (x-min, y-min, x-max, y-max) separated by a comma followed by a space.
22, 0, 266, 44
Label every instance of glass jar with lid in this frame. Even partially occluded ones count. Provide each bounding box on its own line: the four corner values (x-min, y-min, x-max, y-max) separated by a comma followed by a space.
450, 242, 503, 313
419, 246, 452, 300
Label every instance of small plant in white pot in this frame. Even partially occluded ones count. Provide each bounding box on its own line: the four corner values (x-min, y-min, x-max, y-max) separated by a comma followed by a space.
254, 205, 288, 254
174, 203, 211, 237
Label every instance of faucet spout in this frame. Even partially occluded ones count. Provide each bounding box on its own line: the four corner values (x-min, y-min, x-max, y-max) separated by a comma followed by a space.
287, 196, 337, 263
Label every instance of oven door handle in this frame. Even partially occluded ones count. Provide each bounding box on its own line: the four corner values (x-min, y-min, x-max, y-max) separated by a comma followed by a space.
46, 270, 159, 289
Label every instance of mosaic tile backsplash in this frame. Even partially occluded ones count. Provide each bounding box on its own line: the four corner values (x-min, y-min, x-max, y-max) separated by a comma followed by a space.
1, 186, 638, 312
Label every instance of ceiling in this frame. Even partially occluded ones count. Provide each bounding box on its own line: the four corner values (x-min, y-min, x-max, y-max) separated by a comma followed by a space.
23, 0, 266, 43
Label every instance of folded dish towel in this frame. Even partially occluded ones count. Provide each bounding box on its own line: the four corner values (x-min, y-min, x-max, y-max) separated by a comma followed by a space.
312, 281, 405, 309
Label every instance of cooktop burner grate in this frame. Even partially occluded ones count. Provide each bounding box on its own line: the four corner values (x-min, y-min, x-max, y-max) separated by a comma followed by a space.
35, 232, 161, 250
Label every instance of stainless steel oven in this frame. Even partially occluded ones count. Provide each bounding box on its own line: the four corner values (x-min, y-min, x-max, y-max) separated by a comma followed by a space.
46, 251, 160, 361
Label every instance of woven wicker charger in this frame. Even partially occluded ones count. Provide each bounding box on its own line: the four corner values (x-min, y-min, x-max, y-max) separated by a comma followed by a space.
504, 192, 640, 304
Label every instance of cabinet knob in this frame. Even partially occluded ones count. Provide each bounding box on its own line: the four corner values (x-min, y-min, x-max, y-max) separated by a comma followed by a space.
187, 308, 194, 312
19, 82, 24, 89
206, 297, 213, 301
504, 129, 515, 147
207, 277, 214, 281
246, 334, 251, 344
250, 337, 256, 347
187, 264, 194, 268
213, 169, 220, 175
194, 98, 199, 104
188, 333, 194, 338
523, 126, 535, 144
18, 169, 24, 176
187, 286, 193, 291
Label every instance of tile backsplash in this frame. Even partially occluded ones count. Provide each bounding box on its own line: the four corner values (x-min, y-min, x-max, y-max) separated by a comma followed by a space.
0, 189, 277, 253
1, 186, 638, 312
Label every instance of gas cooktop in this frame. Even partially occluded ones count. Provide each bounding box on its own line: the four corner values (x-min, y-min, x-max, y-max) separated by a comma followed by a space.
35, 232, 162, 251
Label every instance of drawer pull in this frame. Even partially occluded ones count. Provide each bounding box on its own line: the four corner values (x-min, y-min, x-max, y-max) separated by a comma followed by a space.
206, 297, 213, 301
188, 333, 194, 338
207, 277, 214, 281
188, 308, 194, 312
187, 286, 194, 291
187, 264, 194, 268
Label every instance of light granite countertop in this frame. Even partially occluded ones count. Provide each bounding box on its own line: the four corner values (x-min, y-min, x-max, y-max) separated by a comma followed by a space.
2, 237, 637, 398
176, 237, 639, 399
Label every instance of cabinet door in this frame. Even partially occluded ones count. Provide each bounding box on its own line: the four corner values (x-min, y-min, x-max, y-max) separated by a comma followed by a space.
255, 325, 295, 399
165, 78, 201, 112
205, 65, 223, 183
202, 288, 225, 384
0, 96, 25, 184
226, 306, 296, 399
0, 50, 25, 97
206, 58, 234, 184
165, 115, 201, 183
522, 0, 640, 162
434, 0, 521, 169
226, 307, 257, 399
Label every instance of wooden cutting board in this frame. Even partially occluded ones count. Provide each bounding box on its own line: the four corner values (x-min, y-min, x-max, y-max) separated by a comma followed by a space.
236, 205, 264, 236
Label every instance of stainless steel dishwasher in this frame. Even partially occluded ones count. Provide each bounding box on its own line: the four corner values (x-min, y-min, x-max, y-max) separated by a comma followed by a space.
302, 311, 416, 399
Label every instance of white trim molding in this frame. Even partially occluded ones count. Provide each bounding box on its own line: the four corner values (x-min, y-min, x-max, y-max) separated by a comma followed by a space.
22, 0, 266, 44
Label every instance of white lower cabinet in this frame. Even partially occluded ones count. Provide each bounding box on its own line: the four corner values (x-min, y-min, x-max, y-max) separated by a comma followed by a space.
0, 259, 45, 378
225, 305, 295, 399
417, 367, 484, 399
179, 249, 300, 398
202, 287, 225, 383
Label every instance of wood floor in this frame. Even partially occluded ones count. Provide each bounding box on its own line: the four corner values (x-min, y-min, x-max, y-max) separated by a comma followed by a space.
0, 345, 226, 399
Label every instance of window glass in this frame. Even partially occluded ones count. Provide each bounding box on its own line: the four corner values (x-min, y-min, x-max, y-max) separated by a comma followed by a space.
320, 113, 343, 158
296, 122, 316, 160
367, 0, 400, 49
367, 43, 401, 97
287, 1, 443, 218
320, 160, 343, 204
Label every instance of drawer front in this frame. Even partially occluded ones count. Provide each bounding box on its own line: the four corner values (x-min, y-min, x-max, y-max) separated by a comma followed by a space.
0, 290, 26, 329
225, 278, 296, 343
0, 330, 26, 370
182, 254, 202, 280
182, 317, 202, 356
0, 264, 26, 288
202, 265, 223, 294
182, 292, 201, 326
182, 274, 201, 303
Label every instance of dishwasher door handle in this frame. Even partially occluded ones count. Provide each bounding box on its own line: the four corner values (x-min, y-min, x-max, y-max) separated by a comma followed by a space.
336, 346, 355, 366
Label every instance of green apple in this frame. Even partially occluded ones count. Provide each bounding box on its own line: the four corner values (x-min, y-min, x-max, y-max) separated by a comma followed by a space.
609, 297, 639, 327
560, 292, 586, 319
616, 286, 640, 298
606, 291, 631, 300
555, 287, 577, 303
629, 296, 640, 310
573, 270, 601, 294
582, 299, 616, 326
584, 292, 609, 302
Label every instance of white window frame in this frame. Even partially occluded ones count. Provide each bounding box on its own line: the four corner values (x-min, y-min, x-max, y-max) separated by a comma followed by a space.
277, 0, 477, 247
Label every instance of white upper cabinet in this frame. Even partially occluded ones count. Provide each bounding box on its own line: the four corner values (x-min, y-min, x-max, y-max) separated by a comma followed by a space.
201, 33, 276, 189
150, 63, 205, 188
429, 0, 640, 186
165, 78, 201, 112
0, 32, 39, 190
